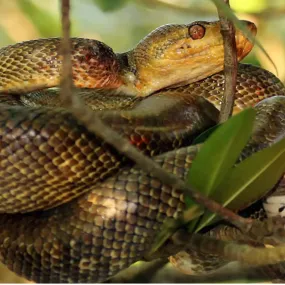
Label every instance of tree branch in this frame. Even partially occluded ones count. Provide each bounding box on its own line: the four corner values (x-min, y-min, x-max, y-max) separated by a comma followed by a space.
59, 1, 252, 233
212, 0, 238, 123
146, 227, 285, 269
59, 0, 285, 263
172, 230, 285, 266
60, 0, 73, 103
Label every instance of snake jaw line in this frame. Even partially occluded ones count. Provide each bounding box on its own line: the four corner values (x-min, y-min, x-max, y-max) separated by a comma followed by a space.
0, 20, 256, 97
128, 20, 256, 96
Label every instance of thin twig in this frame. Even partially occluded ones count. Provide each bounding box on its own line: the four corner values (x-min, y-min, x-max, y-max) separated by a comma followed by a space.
59, 0, 285, 249
58, 0, 254, 236
59, 1, 249, 231
212, 0, 238, 123
60, 0, 73, 104
172, 230, 285, 266
73, 107, 252, 231
146, 228, 285, 267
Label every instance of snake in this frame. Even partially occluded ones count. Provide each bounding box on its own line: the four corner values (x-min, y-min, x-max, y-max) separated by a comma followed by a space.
0, 19, 285, 283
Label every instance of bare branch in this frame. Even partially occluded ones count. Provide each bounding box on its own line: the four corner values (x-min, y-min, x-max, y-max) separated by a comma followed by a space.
73, 109, 252, 230
58, 0, 285, 253
212, 0, 238, 123
58, 1, 250, 233
147, 228, 285, 268
180, 230, 285, 266
60, 0, 73, 103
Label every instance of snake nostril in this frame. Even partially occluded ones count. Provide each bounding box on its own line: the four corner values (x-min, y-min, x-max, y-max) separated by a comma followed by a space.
279, 206, 285, 213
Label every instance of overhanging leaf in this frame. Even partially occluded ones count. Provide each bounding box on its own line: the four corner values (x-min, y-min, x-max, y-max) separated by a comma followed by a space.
186, 108, 255, 208
196, 136, 285, 231
92, 0, 129, 12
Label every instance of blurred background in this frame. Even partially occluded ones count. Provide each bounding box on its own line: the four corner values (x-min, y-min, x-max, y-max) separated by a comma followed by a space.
0, 0, 284, 283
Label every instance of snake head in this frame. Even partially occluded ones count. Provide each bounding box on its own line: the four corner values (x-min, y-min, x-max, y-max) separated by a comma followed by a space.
125, 20, 257, 96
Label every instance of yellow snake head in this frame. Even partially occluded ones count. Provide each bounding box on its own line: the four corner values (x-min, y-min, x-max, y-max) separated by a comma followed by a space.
0, 20, 256, 98
125, 20, 257, 96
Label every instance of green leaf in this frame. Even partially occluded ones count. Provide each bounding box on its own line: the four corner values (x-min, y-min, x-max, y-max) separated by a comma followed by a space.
146, 206, 203, 258
196, 136, 285, 231
184, 195, 194, 209
193, 124, 220, 145
93, 0, 129, 12
186, 108, 255, 208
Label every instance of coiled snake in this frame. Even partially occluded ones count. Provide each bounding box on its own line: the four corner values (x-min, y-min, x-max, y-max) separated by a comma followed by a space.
0, 20, 285, 283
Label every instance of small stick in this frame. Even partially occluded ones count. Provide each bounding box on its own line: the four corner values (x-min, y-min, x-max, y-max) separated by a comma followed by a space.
213, 0, 238, 123
178, 231, 285, 266
58, 0, 251, 233
60, 0, 74, 105
58, 0, 285, 256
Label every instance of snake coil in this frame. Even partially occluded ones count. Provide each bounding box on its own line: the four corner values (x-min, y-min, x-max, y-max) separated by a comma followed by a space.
0, 20, 284, 283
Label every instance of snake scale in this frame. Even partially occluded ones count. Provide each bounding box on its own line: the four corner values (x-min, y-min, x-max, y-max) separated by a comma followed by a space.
0, 19, 285, 282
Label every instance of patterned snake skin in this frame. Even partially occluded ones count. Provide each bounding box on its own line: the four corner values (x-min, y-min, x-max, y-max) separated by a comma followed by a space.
0, 20, 285, 282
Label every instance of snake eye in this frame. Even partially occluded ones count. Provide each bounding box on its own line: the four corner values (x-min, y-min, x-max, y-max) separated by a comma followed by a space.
188, 24, 205, 40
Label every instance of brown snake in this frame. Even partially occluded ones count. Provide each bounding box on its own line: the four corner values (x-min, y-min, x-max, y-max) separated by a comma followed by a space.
0, 20, 285, 282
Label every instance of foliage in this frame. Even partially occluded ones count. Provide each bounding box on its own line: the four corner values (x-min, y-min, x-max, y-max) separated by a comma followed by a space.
92, 0, 129, 12
189, 109, 285, 231
149, 107, 285, 259
186, 109, 255, 208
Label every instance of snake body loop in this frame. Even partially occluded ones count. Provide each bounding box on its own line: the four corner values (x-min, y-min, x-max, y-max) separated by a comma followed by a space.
0, 20, 284, 283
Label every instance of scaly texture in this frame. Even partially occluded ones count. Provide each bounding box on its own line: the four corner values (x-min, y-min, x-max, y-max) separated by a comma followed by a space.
0, 20, 284, 283
0, 146, 196, 283
170, 64, 285, 113
0, 93, 216, 213
0, 38, 122, 93
1, 97, 285, 282
0, 21, 256, 96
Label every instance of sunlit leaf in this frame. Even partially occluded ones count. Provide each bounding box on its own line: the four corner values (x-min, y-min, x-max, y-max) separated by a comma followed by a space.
196, 136, 285, 231
186, 109, 255, 209
93, 0, 129, 12
184, 195, 194, 209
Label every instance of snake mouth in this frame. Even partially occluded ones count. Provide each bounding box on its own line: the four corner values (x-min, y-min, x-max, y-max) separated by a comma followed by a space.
236, 21, 257, 59
128, 20, 257, 96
